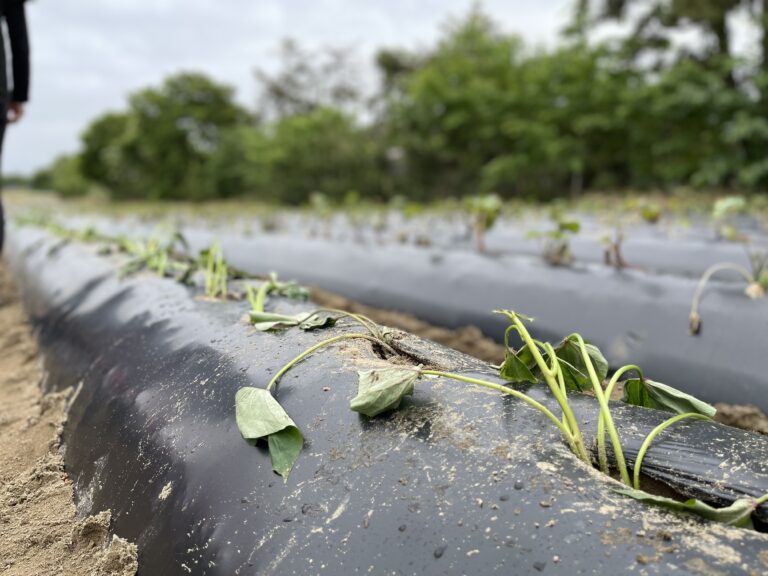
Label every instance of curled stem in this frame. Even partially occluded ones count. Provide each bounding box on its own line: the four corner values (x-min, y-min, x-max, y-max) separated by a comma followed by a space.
267, 333, 387, 392
689, 263, 756, 335
420, 370, 578, 452
633, 412, 712, 490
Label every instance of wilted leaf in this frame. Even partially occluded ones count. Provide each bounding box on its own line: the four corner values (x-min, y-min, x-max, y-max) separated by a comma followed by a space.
267, 427, 304, 479
298, 314, 337, 331
249, 311, 335, 331
617, 488, 755, 529
350, 368, 417, 417
622, 378, 716, 417
553, 336, 608, 391
500, 351, 538, 384
235, 387, 303, 479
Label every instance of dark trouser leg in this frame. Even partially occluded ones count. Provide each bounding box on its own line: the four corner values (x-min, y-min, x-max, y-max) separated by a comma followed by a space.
0, 102, 7, 254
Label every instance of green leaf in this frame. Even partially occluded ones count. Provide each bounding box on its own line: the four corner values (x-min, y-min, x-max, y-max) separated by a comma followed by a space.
350, 369, 417, 417
558, 220, 581, 233
616, 488, 755, 529
516, 344, 538, 369
553, 336, 608, 392
622, 379, 716, 417
235, 387, 303, 479
500, 352, 538, 384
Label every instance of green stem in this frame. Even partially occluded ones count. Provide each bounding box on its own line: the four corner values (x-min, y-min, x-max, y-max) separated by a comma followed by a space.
597, 364, 643, 474
755, 493, 768, 506
571, 333, 631, 486
420, 369, 578, 451
501, 312, 589, 463
309, 307, 381, 339
633, 413, 712, 490
253, 280, 271, 313
267, 333, 385, 392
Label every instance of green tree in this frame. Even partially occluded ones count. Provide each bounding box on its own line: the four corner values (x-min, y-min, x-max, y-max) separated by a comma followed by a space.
45, 154, 91, 197
80, 112, 134, 195
91, 73, 250, 200
203, 125, 273, 199
266, 107, 380, 204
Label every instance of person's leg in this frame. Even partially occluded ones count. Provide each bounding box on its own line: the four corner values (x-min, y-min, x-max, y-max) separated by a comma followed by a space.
0, 101, 7, 254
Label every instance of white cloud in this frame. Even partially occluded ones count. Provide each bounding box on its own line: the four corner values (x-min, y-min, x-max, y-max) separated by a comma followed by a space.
3, 0, 571, 174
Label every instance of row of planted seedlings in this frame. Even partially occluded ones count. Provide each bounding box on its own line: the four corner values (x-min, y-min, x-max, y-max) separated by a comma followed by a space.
21, 201, 768, 339
468, 195, 768, 337
180, 194, 768, 337
311, 194, 768, 335
19, 217, 768, 530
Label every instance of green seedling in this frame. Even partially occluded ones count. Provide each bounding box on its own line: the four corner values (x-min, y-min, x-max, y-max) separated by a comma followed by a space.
307, 192, 334, 239
688, 249, 768, 335
465, 194, 502, 253
201, 242, 228, 299
119, 232, 194, 281
712, 195, 748, 242
640, 203, 662, 225
528, 215, 581, 266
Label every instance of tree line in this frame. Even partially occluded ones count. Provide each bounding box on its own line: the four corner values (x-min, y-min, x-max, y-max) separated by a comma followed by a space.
31, 1, 768, 203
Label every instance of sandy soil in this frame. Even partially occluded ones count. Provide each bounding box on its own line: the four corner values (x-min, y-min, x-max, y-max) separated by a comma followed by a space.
0, 262, 138, 576
714, 403, 768, 435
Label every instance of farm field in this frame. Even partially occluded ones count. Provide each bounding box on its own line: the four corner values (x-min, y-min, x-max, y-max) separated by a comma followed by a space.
3, 191, 768, 574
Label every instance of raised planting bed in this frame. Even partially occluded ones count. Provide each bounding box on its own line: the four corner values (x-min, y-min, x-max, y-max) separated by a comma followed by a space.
173, 230, 768, 413
5, 226, 768, 575
236, 210, 768, 282
55, 212, 768, 283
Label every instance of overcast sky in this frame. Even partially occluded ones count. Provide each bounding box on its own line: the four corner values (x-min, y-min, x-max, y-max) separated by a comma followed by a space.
2, 0, 573, 175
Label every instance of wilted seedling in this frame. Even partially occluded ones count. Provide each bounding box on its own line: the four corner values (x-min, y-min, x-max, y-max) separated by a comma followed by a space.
464, 194, 502, 253
237, 276, 400, 478
528, 213, 581, 266
688, 247, 768, 335
601, 227, 629, 270
347, 311, 765, 527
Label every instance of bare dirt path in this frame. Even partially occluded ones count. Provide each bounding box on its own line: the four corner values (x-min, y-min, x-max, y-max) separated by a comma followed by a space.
0, 262, 138, 576
310, 286, 506, 363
